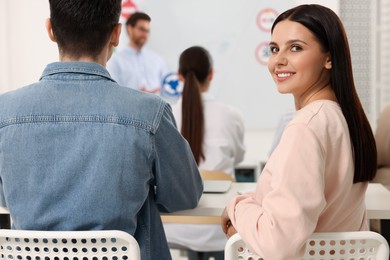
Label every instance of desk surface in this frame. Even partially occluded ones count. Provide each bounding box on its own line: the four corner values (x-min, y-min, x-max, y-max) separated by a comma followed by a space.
1, 183, 389, 224
161, 182, 254, 224
161, 182, 390, 224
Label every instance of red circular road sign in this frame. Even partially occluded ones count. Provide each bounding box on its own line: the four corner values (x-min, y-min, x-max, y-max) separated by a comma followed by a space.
256, 8, 279, 32
121, 0, 138, 20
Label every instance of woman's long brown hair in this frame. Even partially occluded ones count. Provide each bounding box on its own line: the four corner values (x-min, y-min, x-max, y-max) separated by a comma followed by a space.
179, 46, 212, 164
272, 5, 377, 183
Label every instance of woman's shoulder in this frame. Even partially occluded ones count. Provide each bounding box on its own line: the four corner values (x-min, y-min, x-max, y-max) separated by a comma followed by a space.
287, 100, 347, 141
293, 100, 342, 125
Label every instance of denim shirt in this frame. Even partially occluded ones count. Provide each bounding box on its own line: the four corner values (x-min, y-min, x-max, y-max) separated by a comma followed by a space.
0, 62, 203, 260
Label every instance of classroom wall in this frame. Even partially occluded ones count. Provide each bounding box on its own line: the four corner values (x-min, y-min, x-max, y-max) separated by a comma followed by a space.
140, 0, 293, 130
129, 0, 339, 129
1, 0, 338, 129
0, 0, 57, 93
0, 1, 8, 91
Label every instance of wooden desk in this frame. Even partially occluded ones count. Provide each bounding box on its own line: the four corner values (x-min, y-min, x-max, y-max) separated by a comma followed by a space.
162, 182, 255, 224
161, 183, 390, 224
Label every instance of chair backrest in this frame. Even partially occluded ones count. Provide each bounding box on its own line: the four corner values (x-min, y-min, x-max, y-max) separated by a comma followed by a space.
0, 229, 141, 260
200, 170, 236, 182
225, 231, 390, 260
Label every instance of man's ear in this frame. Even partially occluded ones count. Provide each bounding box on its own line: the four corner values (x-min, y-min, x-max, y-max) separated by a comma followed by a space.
110, 23, 122, 47
45, 18, 56, 42
208, 69, 214, 81
324, 54, 332, 70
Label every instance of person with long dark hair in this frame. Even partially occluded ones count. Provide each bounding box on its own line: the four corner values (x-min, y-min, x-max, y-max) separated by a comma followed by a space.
221, 4, 377, 259
174, 46, 245, 177
164, 46, 245, 260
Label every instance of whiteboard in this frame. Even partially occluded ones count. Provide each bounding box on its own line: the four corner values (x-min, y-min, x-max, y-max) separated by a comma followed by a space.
118, 0, 305, 129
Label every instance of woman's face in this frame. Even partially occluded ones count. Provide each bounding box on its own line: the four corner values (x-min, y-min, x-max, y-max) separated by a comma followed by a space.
268, 20, 332, 105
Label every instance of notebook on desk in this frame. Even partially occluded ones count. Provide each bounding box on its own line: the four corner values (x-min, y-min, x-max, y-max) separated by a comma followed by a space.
203, 180, 232, 193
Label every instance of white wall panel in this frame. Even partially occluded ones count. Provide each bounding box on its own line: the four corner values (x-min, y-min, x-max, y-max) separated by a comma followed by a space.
340, 0, 376, 124
379, 0, 390, 114
3, 0, 57, 94
0, 1, 9, 92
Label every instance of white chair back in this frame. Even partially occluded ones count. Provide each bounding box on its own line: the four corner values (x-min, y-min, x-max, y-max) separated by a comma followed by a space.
0, 229, 141, 260
225, 231, 389, 260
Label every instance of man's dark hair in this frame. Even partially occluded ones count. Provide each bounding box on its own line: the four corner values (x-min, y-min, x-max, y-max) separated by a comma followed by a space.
49, 0, 121, 58
126, 12, 151, 27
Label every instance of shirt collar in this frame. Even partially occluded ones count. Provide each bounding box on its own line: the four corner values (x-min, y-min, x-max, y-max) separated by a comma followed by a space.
40, 62, 116, 82
127, 45, 145, 55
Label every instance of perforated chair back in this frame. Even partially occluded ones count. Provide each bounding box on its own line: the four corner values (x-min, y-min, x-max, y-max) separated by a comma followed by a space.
0, 229, 141, 260
225, 231, 390, 260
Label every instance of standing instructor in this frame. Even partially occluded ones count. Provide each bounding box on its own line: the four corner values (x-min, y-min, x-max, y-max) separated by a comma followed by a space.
108, 12, 169, 94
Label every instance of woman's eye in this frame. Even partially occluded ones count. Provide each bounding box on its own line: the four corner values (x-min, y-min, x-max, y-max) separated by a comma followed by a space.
270, 46, 278, 53
291, 45, 302, 52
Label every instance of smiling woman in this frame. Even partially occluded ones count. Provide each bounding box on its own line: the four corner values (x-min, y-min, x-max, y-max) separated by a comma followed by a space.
221, 4, 377, 260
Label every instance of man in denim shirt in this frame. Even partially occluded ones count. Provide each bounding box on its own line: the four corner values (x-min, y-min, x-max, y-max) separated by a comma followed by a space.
0, 1, 203, 259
